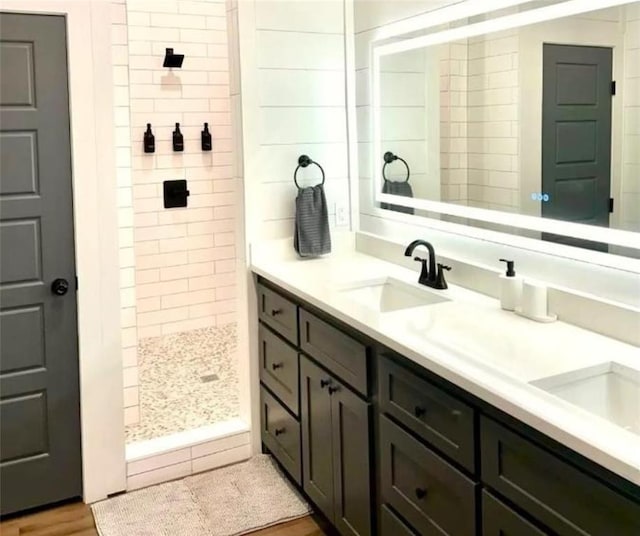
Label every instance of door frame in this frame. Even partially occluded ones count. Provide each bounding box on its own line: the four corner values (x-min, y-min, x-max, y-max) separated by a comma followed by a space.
1, 1, 127, 503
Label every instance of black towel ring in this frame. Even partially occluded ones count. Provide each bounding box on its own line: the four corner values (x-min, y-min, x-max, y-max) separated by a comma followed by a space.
382, 151, 410, 183
294, 155, 325, 190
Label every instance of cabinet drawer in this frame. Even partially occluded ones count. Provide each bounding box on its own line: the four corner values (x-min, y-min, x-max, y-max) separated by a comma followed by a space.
299, 308, 368, 396
379, 356, 475, 471
481, 416, 640, 536
482, 490, 548, 536
260, 386, 301, 485
380, 504, 416, 536
259, 324, 299, 415
380, 415, 477, 536
258, 284, 298, 345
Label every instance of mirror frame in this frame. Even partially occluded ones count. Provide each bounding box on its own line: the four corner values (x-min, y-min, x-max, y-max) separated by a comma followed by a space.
370, 0, 640, 251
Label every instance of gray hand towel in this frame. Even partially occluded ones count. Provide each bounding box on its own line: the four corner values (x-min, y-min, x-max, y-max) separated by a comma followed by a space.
294, 184, 332, 257
381, 180, 415, 214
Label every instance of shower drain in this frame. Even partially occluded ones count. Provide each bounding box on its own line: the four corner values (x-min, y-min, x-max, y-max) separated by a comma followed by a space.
200, 374, 219, 383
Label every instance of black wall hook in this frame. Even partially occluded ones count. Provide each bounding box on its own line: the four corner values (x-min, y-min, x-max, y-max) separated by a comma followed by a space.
163, 48, 184, 68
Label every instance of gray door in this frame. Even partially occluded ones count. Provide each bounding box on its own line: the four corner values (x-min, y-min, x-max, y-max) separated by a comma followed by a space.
542, 44, 613, 251
0, 13, 81, 515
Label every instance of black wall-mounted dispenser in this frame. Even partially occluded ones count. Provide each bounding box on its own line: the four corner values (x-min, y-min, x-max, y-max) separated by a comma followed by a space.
163, 48, 184, 68
143, 123, 155, 153
172, 123, 184, 152
201, 122, 212, 151
163, 180, 190, 208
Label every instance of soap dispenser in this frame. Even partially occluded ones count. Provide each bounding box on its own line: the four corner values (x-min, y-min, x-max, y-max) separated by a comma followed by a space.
172, 122, 184, 152
498, 258, 522, 311
201, 122, 212, 151
143, 123, 155, 153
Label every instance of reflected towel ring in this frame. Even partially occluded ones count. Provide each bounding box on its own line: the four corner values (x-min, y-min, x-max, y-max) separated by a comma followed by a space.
294, 154, 326, 189
382, 151, 410, 183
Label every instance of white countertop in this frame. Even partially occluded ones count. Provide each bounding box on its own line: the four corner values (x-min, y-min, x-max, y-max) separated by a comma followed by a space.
250, 241, 640, 486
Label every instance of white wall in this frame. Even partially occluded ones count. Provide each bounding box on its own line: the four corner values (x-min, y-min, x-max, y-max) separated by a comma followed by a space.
110, 0, 239, 428
238, 0, 351, 242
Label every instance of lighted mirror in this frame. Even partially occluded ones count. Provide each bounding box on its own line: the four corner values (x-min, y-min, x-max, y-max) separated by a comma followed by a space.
364, 0, 640, 255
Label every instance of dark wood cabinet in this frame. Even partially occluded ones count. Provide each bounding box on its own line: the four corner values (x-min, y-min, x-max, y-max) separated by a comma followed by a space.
379, 355, 475, 472
380, 415, 477, 536
481, 416, 640, 536
300, 355, 372, 536
256, 277, 640, 536
300, 355, 335, 520
260, 387, 301, 484
259, 324, 299, 415
258, 283, 299, 345
481, 490, 548, 536
299, 308, 369, 396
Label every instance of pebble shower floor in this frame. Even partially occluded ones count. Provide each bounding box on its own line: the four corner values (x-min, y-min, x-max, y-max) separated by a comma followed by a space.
125, 323, 239, 443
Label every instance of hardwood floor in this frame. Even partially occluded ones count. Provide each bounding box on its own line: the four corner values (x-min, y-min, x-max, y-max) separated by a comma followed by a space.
0, 501, 326, 536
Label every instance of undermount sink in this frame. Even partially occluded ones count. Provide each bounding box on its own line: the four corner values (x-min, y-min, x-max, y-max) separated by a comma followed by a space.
531, 362, 640, 436
336, 277, 449, 313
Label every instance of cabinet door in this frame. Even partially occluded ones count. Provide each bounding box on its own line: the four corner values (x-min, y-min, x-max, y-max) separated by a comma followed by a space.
331, 379, 372, 536
301, 355, 335, 522
482, 490, 548, 536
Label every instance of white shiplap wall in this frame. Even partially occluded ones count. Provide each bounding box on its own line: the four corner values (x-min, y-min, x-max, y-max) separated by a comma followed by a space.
239, 0, 350, 241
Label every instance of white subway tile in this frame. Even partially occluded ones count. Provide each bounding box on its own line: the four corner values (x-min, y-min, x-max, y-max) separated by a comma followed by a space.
127, 461, 191, 491
138, 325, 162, 339
124, 406, 140, 426
191, 444, 250, 474
137, 278, 189, 298
137, 268, 160, 284
123, 366, 139, 388
124, 386, 140, 408
137, 296, 161, 313
138, 306, 190, 327
122, 347, 138, 368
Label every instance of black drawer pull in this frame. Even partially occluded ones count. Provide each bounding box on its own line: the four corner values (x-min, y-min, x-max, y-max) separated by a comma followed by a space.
414, 406, 427, 418
271, 308, 283, 316
328, 386, 340, 395
415, 487, 428, 500
271, 362, 283, 370
274, 427, 285, 436
320, 378, 332, 389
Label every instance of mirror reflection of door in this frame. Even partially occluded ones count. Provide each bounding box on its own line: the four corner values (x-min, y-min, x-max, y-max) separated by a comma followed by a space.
541, 43, 613, 252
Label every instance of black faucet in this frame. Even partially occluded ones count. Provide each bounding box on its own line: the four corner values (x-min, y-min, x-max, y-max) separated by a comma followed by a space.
404, 239, 451, 290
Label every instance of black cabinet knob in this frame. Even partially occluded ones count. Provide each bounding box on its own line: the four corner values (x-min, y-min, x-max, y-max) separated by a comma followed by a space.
51, 278, 70, 296
328, 386, 340, 395
271, 362, 283, 371
414, 406, 427, 418
415, 487, 428, 500
320, 379, 332, 389
271, 308, 283, 316
274, 427, 285, 436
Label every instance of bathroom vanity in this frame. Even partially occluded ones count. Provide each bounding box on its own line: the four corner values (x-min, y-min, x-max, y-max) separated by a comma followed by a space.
252, 247, 640, 536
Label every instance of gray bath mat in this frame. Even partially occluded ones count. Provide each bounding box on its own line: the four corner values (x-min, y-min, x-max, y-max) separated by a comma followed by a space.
91, 455, 311, 536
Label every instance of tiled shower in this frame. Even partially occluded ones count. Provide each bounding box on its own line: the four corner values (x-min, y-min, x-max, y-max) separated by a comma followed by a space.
111, 0, 241, 448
